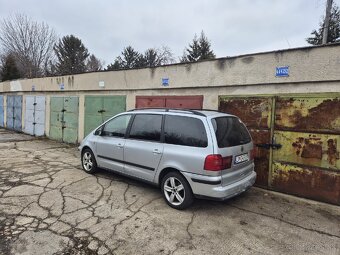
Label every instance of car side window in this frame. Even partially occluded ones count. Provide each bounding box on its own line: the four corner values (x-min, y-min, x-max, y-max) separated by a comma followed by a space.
128, 114, 162, 142
164, 115, 208, 147
102, 115, 131, 137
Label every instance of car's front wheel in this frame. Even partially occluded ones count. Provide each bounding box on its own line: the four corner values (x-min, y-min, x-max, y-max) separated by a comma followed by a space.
161, 172, 194, 210
81, 148, 98, 174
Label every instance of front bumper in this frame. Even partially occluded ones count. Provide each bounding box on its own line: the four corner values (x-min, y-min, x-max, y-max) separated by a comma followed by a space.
182, 171, 257, 201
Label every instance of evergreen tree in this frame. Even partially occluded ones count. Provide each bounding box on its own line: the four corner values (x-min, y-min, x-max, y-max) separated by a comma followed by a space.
0, 53, 21, 81
143, 48, 159, 67
54, 35, 90, 75
307, 3, 340, 45
181, 31, 215, 62
142, 47, 174, 67
86, 54, 103, 72
106, 46, 174, 70
116, 46, 141, 69
106, 59, 121, 71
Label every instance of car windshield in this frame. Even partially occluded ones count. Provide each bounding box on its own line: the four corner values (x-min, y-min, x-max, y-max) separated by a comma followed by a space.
211, 116, 251, 148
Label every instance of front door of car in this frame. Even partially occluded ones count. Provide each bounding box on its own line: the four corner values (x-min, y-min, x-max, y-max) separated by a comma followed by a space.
95, 114, 132, 173
124, 114, 164, 182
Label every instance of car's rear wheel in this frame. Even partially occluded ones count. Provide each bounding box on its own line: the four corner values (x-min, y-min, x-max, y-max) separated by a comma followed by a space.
81, 149, 97, 174
161, 172, 193, 210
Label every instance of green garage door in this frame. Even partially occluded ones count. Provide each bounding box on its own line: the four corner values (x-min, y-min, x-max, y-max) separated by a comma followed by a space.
50, 96, 79, 143
84, 95, 126, 136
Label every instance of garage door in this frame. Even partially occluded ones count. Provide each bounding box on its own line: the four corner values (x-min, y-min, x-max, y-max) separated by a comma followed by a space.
135, 96, 203, 109
50, 96, 79, 143
0, 96, 4, 127
84, 95, 126, 136
272, 96, 340, 204
219, 97, 273, 188
219, 95, 340, 205
24, 96, 46, 136
6, 95, 22, 131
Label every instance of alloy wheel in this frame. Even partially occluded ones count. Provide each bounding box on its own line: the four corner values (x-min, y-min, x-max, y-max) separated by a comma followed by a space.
163, 177, 185, 206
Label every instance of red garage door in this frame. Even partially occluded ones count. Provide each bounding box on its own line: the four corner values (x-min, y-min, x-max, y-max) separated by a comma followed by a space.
135, 96, 203, 109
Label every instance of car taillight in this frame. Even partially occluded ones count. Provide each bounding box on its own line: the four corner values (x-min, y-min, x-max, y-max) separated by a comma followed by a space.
204, 154, 232, 171
250, 148, 256, 160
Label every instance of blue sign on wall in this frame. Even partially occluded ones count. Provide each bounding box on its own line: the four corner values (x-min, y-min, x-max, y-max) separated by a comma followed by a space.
276, 66, 289, 77
162, 78, 169, 86
60, 83, 64, 90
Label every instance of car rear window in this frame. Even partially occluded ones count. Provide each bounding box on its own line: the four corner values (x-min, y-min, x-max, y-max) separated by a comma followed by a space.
211, 117, 251, 148
164, 115, 208, 147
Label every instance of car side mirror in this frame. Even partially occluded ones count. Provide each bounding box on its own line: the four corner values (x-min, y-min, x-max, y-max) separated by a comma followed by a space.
94, 128, 102, 136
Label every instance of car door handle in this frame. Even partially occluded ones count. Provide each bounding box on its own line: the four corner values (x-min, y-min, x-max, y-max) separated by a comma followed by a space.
153, 149, 162, 155
117, 143, 124, 148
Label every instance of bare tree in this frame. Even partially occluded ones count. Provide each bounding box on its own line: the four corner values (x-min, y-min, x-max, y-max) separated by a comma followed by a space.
0, 14, 57, 78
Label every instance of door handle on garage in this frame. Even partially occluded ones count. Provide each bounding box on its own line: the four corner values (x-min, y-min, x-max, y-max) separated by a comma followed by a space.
153, 149, 162, 154
117, 143, 124, 148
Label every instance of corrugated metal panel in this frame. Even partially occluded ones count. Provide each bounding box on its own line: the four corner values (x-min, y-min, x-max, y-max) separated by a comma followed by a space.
219, 97, 273, 188
0, 95, 4, 127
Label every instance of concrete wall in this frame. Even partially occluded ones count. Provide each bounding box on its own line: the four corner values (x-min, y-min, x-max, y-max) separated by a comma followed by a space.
1, 43, 340, 141
1, 43, 340, 93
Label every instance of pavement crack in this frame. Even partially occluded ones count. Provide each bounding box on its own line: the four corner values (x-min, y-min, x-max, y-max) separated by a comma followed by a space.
228, 204, 340, 239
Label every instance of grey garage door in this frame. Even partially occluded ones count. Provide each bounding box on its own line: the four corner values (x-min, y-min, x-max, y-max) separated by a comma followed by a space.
6, 95, 22, 131
0, 95, 4, 127
24, 96, 46, 136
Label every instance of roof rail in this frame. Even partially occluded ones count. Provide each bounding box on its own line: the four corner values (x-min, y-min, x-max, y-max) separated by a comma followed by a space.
127, 108, 206, 116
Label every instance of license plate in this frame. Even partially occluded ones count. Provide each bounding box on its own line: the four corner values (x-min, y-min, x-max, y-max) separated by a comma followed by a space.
235, 153, 249, 164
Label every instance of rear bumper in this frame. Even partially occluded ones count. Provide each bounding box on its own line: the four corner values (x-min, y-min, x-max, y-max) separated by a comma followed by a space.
182, 170, 256, 201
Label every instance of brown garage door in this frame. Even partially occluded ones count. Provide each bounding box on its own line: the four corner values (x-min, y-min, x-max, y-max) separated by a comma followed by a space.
219, 95, 340, 205
219, 96, 273, 188
135, 96, 203, 109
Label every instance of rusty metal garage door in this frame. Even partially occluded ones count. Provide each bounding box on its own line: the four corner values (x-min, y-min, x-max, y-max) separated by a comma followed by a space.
272, 96, 340, 205
84, 95, 126, 136
219, 95, 340, 205
50, 96, 79, 144
0, 96, 4, 127
6, 95, 22, 131
24, 96, 46, 136
219, 96, 274, 188
135, 96, 203, 109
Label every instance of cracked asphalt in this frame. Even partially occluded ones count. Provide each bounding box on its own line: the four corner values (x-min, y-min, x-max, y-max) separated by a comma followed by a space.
0, 128, 339, 255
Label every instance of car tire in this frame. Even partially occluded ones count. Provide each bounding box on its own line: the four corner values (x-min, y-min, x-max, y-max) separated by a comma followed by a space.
81, 148, 98, 174
161, 172, 194, 210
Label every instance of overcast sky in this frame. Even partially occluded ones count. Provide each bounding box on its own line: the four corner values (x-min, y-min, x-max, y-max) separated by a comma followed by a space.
1, 0, 339, 65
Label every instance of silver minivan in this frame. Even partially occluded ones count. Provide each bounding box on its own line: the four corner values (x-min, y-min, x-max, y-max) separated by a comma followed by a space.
79, 109, 256, 209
